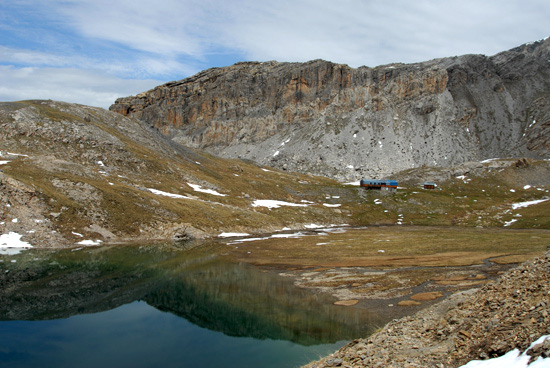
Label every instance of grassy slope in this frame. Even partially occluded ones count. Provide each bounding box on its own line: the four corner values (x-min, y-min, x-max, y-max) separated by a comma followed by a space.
350, 160, 550, 229
1, 101, 357, 245
1, 100, 549, 248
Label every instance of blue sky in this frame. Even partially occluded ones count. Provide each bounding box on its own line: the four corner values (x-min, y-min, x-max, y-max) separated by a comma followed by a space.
1, 0, 549, 108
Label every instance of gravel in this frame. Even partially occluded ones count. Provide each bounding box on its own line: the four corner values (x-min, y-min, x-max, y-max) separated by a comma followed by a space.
304, 251, 550, 367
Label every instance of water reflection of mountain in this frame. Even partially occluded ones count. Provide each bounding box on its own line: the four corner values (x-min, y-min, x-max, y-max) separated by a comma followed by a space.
0, 245, 163, 320
145, 261, 379, 345
0, 242, 381, 345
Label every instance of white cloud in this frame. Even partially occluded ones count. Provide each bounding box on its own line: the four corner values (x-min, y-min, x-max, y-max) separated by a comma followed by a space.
2, 0, 550, 107
45, 0, 550, 67
0, 46, 73, 66
0, 66, 162, 108
0, 45, 197, 79
55, 0, 214, 56
217, 0, 550, 66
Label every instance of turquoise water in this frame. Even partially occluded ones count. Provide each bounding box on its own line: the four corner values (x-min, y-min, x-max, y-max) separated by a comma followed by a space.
1, 301, 346, 368
0, 242, 381, 368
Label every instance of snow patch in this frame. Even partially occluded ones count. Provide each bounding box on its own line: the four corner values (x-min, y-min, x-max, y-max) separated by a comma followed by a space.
270, 232, 305, 239
218, 232, 250, 238
225, 232, 307, 245
504, 219, 518, 227
456, 175, 472, 183
304, 224, 324, 229
251, 200, 308, 209
147, 188, 189, 199
228, 237, 269, 244
0, 160, 10, 165
323, 203, 342, 208
459, 335, 550, 368
76, 239, 103, 246
0, 232, 33, 255
511, 198, 550, 209
225, 225, 350, 245
187, 183, 227, 197
7, 152, 28, 157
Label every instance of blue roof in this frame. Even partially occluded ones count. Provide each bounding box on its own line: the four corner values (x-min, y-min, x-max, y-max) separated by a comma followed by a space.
360, 179, 398, 186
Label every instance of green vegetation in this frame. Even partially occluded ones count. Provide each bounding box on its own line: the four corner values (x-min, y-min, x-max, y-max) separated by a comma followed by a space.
23, 100, 86, 123
348, 160, 550, 229
2, 100, 549, 248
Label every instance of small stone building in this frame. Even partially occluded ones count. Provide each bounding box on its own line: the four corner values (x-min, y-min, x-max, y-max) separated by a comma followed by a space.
423, 181, 436, 189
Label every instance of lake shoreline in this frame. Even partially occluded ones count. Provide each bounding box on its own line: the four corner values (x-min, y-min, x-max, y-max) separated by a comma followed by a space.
302, 251, 550, 367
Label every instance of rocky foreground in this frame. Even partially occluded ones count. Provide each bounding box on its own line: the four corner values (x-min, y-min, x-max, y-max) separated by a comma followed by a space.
304, 251, 550, 367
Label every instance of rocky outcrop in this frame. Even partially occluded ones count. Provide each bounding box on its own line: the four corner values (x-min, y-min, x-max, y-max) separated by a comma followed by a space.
304, 251, 550, 367
0, 171, 66, 248
110, 38, 550, 180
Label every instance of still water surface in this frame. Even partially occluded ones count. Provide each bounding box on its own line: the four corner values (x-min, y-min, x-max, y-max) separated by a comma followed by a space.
0, 241, 382, 368
2, 302, 344, 368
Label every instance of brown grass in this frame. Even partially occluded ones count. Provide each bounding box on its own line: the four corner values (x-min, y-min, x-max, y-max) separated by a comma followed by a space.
489, 253, 543, 264
227, 226, 550, 268
410, 292, 444, 301
334, 300, 359, 306
397, 300, 421, 306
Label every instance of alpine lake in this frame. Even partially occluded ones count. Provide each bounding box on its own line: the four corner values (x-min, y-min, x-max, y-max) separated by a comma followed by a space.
2, 226, 550, 368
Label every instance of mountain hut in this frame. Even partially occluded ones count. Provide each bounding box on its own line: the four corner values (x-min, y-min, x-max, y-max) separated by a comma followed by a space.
423, 181, 436, 189
360, 179, 398, 192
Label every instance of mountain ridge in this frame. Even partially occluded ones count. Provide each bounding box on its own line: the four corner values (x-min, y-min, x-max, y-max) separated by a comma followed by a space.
110, 37, 550, 180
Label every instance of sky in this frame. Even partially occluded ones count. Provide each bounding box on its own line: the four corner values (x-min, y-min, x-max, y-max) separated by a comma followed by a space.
1, 0, 549, 109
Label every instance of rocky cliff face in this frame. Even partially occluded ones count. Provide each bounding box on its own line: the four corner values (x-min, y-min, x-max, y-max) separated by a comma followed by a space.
110, 38, 550, 180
